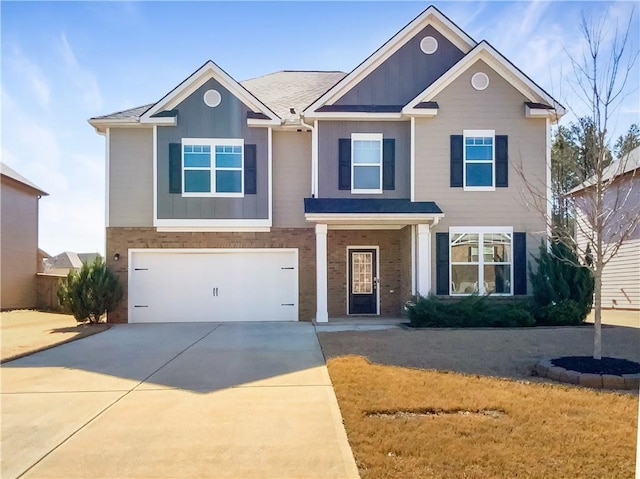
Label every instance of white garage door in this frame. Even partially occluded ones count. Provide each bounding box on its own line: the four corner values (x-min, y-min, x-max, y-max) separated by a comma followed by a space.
128, 249, 298, 323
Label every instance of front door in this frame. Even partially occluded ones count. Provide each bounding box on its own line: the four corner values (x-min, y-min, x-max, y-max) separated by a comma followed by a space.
348, 248, 378, 314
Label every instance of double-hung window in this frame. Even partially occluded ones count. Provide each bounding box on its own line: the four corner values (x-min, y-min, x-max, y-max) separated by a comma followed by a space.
450, 227, 513, 295
464, 130, 494, 190
351, 133, 382, 193
182, 139, 244, 197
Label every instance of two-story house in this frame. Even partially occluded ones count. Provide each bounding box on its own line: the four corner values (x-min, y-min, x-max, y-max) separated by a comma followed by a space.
89, 5, 564, 323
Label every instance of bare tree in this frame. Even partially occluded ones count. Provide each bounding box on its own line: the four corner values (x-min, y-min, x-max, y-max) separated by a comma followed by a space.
518, 9, 639, 360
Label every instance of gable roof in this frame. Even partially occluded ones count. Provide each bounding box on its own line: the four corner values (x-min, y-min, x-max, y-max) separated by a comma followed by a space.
241, 71, 346, 123
139, 60, 280, 125
0, 162, 48, 196
49, 252, 83, 270
304, 5, 476, 115
403, 41, 566, 118
569, 147, 640, 195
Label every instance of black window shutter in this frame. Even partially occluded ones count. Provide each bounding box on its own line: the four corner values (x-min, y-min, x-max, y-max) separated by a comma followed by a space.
383, 138, 395, 190
169, 143, 181, 194
244, 144, 257, 194
436, 232, 450, 295
513, 232, 527, 295
495, 135, 508, 187
450, 135, 463, 187
338, 138, 351, 190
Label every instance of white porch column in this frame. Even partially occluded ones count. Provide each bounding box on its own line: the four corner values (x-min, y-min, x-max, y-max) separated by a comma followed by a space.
416, 223, 431, 296
315, 223, 329, 322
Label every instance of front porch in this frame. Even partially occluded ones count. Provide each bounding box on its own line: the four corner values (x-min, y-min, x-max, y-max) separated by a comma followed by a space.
304, 198, 443, 322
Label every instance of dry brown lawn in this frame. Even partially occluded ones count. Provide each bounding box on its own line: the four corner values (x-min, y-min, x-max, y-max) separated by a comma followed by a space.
327, 355, 638, 479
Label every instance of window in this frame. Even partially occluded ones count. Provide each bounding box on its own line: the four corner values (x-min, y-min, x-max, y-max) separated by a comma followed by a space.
464, 130, 494, 190
182, 139, 243, 197
450, 228, 512, 295
351, 133, 382, 193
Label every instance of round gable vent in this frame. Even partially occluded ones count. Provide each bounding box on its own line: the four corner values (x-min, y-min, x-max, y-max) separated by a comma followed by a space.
471, 72, 490, 91
420, 36, 438, 55
204, 89, 222, 107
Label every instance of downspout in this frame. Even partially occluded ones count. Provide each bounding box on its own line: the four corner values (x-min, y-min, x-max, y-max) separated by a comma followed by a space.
300, 115, 316, 198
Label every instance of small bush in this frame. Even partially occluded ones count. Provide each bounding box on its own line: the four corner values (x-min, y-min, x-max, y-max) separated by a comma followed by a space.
58, 257, 123, 323
405, 294, 534, 328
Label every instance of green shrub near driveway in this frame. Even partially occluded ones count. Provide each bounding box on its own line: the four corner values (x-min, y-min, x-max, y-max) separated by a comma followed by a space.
529, 241, 594, 326
404, 294, 535, 328
57, 257, 123, 324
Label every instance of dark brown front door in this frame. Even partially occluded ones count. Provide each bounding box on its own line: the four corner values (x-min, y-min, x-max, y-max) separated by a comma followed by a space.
348, 249, 377, 314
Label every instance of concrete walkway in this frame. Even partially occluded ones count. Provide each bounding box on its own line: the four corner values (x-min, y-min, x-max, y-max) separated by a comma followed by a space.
1, 322, 359, 479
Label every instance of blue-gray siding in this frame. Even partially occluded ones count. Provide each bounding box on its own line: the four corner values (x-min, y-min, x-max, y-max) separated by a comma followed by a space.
157, 78, 268, 220
317, 121, 410, 199
334, 25, 464, 106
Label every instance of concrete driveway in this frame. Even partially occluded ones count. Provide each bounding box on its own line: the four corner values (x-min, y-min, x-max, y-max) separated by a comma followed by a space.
1, 322, 359, 479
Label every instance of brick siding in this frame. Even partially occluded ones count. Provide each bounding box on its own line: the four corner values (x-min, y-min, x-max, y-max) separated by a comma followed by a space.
326, 229, 410, 317
106, 227, 316, 323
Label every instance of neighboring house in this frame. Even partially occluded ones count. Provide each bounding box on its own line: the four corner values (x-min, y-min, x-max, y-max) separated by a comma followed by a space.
37, 249, 51, 273
0, 162, 48, 310
570, 147, 640, 310
89, 5, 564, 323
44, 251, 102, 275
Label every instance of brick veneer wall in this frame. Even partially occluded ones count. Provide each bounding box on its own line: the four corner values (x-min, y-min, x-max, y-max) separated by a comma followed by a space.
326, 229, 407, 317
106, 227, 316, 323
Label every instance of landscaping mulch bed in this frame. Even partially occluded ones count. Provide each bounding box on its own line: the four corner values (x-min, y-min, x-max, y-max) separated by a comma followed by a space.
552, 356, 640, 375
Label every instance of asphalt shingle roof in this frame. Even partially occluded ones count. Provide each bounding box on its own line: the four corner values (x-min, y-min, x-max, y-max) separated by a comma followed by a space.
570, 146, 640, 194
91, 71, 346, 123
241, 71, 346, 122
90, 104, 154, 121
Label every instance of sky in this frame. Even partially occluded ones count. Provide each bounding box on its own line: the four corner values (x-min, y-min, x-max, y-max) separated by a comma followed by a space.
1, 1, 639, 256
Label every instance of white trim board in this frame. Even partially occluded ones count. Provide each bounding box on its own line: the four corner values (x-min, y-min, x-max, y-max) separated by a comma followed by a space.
154, 219, 272, 228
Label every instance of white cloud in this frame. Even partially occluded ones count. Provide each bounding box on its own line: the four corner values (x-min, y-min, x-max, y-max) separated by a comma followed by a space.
58, 33, 103, 110
5, 44, 51, 108
1, 87, 105, 255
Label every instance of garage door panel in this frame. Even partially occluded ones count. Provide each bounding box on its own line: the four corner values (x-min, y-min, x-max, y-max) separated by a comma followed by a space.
129, 250, 298, 323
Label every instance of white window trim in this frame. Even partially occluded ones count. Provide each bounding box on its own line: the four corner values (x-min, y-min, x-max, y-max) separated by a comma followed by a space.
463, 129, 495, 192
351, 133, 383, 194
449, 226, 513, 296
182, 138, 244, 198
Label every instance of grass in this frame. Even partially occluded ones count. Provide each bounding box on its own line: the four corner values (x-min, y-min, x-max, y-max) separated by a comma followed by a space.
327, 355, 638, 479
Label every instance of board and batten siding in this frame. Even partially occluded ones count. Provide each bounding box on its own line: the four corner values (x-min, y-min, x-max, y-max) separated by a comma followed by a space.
272, 130, 311, 228
334, 24, 465, 106
156, 78, 269, 220
109, 128, 154, 227
1, 180, 39, 309
412, 59, 548, 291
317, 121, 410, 198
